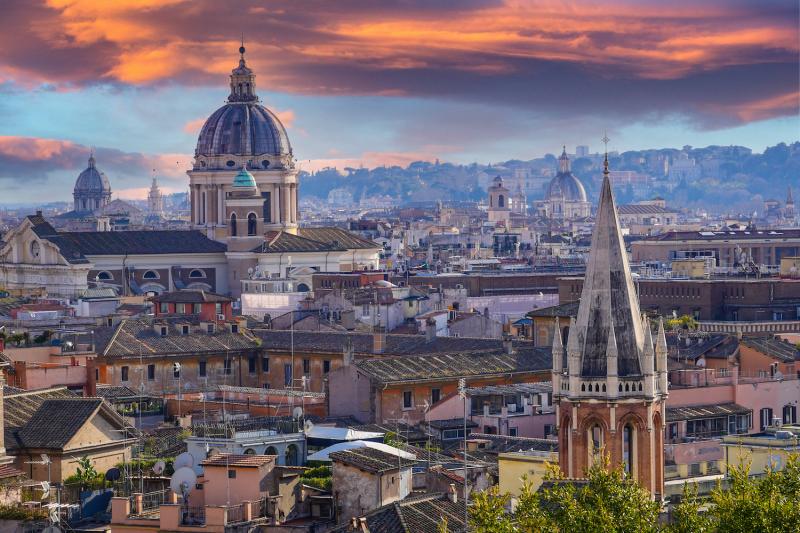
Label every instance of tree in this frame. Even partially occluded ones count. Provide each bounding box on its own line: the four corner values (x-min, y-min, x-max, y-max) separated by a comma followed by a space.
470, 454, 800, 532
709, 455, 800, 533
75, 456, 99, 491
470, 455, 660, 533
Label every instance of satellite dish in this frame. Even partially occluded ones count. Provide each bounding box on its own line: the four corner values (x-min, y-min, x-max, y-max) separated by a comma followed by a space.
303, 420, 314, 432
153, 461, 166, 475
170, 467, 197, 496
105, 468, 121, 482
41, 453, 50, 464
174, 452, 194, 470
292, 406, 303, 419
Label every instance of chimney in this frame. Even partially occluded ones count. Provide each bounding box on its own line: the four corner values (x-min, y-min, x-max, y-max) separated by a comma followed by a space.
425, 317, 437, 343
343, 337, 354, 366
502, 334, 513, 354
372, 332, 384, 354
447, 483, 458, 503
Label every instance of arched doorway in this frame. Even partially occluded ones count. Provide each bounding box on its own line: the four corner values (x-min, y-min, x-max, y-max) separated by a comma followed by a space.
285, 444, 299, 466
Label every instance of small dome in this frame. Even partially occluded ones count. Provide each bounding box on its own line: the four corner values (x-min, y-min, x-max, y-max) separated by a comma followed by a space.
74, 156, 111, 194
232, 167, 257, 189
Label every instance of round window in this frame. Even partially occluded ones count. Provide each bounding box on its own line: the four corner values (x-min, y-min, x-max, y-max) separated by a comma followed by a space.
262, 160, 270, 168
226, 160, 236, 167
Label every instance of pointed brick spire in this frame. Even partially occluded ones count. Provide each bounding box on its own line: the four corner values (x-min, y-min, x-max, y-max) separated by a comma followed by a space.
573, 168, 645, 377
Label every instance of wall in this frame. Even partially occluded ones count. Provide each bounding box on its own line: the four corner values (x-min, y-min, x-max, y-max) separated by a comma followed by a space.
327, 365, 372, 422
498, 451, 558, 496
202, 465, 267, 507
333, 463, 379, 524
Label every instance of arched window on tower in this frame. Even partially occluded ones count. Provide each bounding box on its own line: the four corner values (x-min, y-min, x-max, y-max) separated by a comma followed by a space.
589, 423, 603, 467
230, 213, 237, 236
498, 194, 505, 208
247, 213, 257, 236
623, 423, 635, 476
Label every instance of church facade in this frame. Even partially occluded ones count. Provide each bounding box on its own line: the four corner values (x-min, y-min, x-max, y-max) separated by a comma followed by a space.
0, 45, 380, 299
536, 148, 591, 220
552, 157, 668, 498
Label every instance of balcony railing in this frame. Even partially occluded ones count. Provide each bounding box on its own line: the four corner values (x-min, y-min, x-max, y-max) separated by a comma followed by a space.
179, 506, 206, 526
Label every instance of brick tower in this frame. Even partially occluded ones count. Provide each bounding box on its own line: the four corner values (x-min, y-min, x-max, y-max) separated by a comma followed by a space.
551, 155, 668, 498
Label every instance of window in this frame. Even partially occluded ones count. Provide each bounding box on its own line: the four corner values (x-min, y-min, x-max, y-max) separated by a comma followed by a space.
231, 324, 239, 334
403, 391, 413, 409
783, 405, 797, 424
181, 325, 189, 335
362, 304, 370, 316
589, 424, 603, 466
248, 356, 256, 374
176, 303, 186, 314
159, 302, 169, 313
160, 326, 168, 337
509, 427, 518, 437
215, 303, 222, 316
147, 364, 155, 381
143, 270, 159, 279
442, 428, 467, 440
760, 407, 774, 430
189, 269, 205, 279
206, 323, 215, 334
498, 194, 505, 208
262, 356, 269, 373
247, 213, 257, 236
230, 213, 237, 236
622, 424, 635, 476
323, 360, 331, 374
431, 388, 441, 404
199, 361, 207, 377
224, 359, 232, 375
193, 303, 202, 314
121, 366, 129, 382
689, 463, 702, 476
97, 271, 113, 281
228, 470, 236, 479
303, 359, 310, 374
668, 423, 679, 442
284, 364, 293, 386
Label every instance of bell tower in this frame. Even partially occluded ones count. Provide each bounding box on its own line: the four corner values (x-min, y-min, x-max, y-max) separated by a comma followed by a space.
552, 151, 668, 498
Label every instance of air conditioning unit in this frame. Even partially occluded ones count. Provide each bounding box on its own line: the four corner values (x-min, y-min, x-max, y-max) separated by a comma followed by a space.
217, 314, 226, 321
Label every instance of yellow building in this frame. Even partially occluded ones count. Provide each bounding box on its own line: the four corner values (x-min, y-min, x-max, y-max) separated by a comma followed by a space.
498, 449, 558, 496
722, 425, 800, 476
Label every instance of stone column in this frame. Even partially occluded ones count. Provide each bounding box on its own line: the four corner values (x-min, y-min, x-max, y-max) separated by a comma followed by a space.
271, 185, 279, 224
283, 185, 291, 224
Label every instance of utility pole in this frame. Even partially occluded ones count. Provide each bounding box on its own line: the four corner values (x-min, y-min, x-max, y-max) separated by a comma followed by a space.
459, 378, 469, 531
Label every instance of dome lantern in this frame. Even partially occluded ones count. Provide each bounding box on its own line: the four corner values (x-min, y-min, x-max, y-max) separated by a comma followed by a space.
232, 166, 258, 190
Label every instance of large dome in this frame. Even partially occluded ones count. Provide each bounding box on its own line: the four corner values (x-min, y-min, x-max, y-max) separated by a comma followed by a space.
194, 45, 292, 158
74, 156, 111, 193
546, 148, 587, 202
547, 173, 587, 202
196, 103, 291, 157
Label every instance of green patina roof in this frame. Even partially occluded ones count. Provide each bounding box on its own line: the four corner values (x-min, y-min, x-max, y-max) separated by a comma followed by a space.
232, 167, 257, 189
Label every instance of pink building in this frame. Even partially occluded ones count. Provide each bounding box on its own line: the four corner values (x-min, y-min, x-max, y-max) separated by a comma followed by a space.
427, 382, 555, 439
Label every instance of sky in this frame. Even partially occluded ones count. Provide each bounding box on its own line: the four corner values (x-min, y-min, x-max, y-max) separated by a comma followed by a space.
0, 0, 798, 203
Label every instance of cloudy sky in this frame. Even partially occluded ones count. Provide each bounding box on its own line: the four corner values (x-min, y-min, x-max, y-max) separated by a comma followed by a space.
0, 0, 798, 203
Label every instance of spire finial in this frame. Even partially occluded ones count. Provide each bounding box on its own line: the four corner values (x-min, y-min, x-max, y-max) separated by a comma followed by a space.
601, 132, 610, 177
239, 33, 245, 58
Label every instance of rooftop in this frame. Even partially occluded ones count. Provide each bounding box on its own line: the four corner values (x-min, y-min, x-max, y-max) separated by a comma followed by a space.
355, 348, 551, 384
740, 335, 799, 363
99, 319, 259, 358
329, 447, 416, 474
201, 454, 275, 468
666, 403, 750, 422
151, 290, 233, 304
